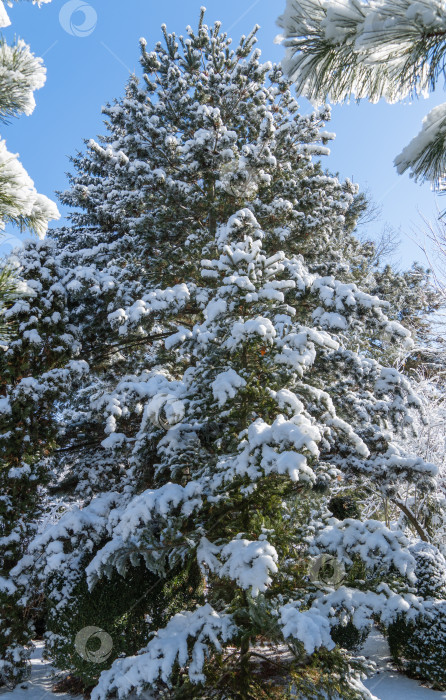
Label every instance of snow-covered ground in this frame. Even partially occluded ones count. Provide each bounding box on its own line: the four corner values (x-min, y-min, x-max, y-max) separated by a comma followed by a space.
1, 633, 445, 699
362, 629, 446, 699
0, 643, 80, 700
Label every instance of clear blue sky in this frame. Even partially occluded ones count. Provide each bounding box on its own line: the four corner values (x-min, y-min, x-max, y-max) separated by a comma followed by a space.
4, 0, 446, 268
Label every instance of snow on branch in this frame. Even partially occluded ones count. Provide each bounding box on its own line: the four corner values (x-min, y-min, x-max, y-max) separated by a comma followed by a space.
91, 604, 236, 700
0, 37, 47, 120
277, 0, 400, 104
312, 518, 417, 580
310, 582, 426, 629
0, 139, 59, 235
20, 492, 121, 579
395, 102, 446, 182
0, 2, 60, 234
279, 603, 335, 654
220, 538, 279, 597
277, 0, 446, 105
211, 368, 246, 407
0, 575, 16, 594
107, 482, 203, 538
86, 482, 204, 583
108, 284, 191, 335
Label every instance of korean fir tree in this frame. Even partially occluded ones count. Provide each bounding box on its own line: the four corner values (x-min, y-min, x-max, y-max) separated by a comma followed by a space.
85, 203, 425, 700
21, 14, 443, 700
9, 10, 444, 698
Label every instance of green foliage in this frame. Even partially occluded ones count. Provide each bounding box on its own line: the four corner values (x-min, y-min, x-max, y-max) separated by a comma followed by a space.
388, 606, 446, 690
47, 565, 153, 687
330, 620, 368, 653
328, 494, 361, 520
0, 240, 79, 684
288, 647, 372, 700
0, 265, 18, 341
46, 559, 204, 688
387, 542, 446, 689
144, 643, 371, 699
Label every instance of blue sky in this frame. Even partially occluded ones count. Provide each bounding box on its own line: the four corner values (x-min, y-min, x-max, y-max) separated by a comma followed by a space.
3, 0, 446, 268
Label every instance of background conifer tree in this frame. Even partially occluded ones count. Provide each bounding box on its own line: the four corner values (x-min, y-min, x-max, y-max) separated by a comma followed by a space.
0, 0, 61, 685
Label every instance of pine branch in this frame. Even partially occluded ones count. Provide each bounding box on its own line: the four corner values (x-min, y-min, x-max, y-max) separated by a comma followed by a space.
278, 0, 446, 181
394, 102, 446, 181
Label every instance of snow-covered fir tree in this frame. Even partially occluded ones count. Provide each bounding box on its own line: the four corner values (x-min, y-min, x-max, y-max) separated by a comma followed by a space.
4, 11, 445, 697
